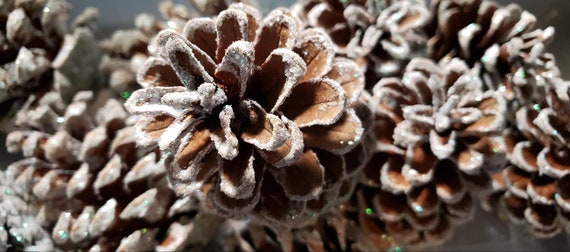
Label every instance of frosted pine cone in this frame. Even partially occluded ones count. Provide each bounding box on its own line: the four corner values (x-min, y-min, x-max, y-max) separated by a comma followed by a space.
5, 90, 211, 250
428, 0, 538, 62
346, 185, 472, 249
0, 1, 101, 130
366, 58, 506, 192
293, 0, 429, 86
0, 170, 54, 251
125, 4, 368, 227
482, 80, 570, 238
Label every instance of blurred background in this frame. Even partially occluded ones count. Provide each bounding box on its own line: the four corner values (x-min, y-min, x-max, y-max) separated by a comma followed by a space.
2, 0, 569, 250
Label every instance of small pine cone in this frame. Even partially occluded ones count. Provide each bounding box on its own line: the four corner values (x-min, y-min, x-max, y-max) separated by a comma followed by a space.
366, 58, 507, 194
292, 0, 369, 49
351, 0, 429, 84
293, 0, 429, 86
125, 4, 368, 227
5, 90, 210, 250
428, 0, 539, 63
481, 81, 570, 238
0, 170, 55, 251
0, 2, 102, 131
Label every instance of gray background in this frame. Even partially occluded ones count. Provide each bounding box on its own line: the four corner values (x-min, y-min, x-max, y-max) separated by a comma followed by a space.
2, 0, 569, 250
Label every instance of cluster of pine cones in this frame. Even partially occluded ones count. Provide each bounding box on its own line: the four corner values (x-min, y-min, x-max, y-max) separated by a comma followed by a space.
1, 0, 568, 250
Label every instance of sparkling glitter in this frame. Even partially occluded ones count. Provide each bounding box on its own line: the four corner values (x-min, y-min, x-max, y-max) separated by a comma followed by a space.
55, 117, 65, 124
533, 104, 540, 111
141, 228, 148, 234
365, 208, 373, 215
143, 199, 149, 206
555, 193, 560, 198
553, 130, 559, 136
120, 91, 131, 99
58, 230, 67, 240
493, 147, 500, 153
394, 246, 402, 252
5, 189, 11, 195
516, 69, 527, 78
415, 205, 423, 212
516, 26, 524, 33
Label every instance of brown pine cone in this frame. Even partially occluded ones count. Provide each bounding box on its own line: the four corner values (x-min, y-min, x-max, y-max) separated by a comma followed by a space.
345, 185, 472, 249
4, 90, 211, 250
366, 58, 506, 192
428, 0, 538, 62
293, 0, 430, 86
125, 4, 368, 227
481, 80, 570, 238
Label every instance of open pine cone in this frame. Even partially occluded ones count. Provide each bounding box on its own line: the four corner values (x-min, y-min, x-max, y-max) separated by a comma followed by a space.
366, 58, 506, 192
357, 57, 508, 248
293, 0, 430, 86
4, 90, 212, 250
482, 79, 570, 238
125, 4, 368, 227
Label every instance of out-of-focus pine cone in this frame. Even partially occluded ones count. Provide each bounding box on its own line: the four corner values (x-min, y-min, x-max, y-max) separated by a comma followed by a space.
427, 0, 560, 111
0, 1, 102, 131
4, 90, 214, 250
99, 1, 197, 97
216, 207, 394, 252
293, 0, 429, 86
359, 57, 507, 248
428, 0, 537, 63
366, 58, 507, 192
189, 0, 259, 17
481, 80, 570, 238
0, 170, 54, 251
344, 185, 473, 249
125, 4, 369, 227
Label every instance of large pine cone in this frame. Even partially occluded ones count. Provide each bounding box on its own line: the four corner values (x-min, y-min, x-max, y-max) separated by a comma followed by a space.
4, 90, 208, 250
125, 4, 369, 227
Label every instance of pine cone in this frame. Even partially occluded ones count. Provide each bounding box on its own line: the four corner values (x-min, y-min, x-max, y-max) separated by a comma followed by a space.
0, 1, 101, 130
428, 0, 537, 62
482, 80, 570, 238
346, 185, 472, 249
125, 4, 368, 227
366, 58, 506, 192
293, 0, 429, 86
0, 170, 54, 251
358, 57, 508, 248
4, 90, 212, 250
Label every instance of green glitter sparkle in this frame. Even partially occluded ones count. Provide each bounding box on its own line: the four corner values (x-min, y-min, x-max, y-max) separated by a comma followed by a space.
58, 230, 67, 240
394, 246, 402, 252
141, 228, 148, 234
365, 208, 373, 215
120, 91, 131, 99
5, 189, 11, 195
533, 104, 540, 111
